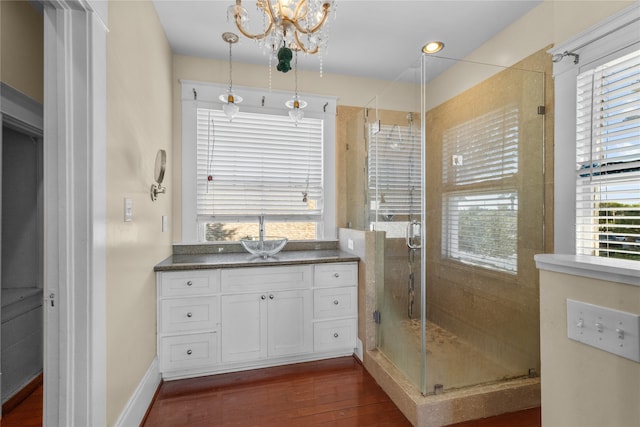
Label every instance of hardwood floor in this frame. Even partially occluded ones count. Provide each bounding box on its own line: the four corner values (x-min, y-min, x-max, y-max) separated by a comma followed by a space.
0, 358, 541, 427
445, 407, 541, 427
143, 356, 412, 426
1, 382, 43, 427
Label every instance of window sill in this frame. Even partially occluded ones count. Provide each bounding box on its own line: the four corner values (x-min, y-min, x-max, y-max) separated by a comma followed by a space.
534, 254, 640, 287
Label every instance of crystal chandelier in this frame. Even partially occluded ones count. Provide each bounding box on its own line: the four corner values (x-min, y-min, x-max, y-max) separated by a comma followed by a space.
228, 0, 335, 73
219, 32, 242, 120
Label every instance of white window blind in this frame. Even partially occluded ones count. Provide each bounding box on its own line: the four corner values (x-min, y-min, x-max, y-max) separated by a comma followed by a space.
368, 123, 421, 216
441, 105, 519, 273
576, 49, 640, 261
442, 107, 519, 186
196, 108, 324, 219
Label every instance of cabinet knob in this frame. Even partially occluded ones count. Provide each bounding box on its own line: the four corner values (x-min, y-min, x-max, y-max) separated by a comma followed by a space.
261, 295, 267, 300
186, 281, 193, 286
187, 312, 193, 318
333, 300, 339, 305
333, 333, 339, 338
334, 273, 340, 278
186, 349, 193, 355
269, 294, 275, 300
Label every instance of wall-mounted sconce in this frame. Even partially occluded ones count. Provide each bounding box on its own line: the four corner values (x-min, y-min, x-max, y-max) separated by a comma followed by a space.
150, 149, 167, 201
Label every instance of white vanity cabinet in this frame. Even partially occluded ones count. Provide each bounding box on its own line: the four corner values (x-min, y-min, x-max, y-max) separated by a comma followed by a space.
221, 289, 312, 362
156, 270, 221, 373
156, 260, 358, 380
312, 263, 358, 353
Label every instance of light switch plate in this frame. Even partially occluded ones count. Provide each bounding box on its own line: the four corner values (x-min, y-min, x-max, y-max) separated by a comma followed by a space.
567, 299, 640, 362
124, 197, 133, 222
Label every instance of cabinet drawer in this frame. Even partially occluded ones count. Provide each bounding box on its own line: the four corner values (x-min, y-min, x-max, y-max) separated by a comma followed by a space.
159, 270, 220, 297
221, 265, 312, 292
160, 297, 218, 333
314, 263, 357, 288
313, 319, 356, 352
313, 287, 357, 319
160, 333, 217, 372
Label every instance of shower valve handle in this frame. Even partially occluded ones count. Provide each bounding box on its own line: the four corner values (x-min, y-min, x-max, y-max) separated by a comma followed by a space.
406, 220, 422, 249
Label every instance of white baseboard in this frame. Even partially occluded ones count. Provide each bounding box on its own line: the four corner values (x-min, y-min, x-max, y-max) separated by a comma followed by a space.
114, 357, 161, 427
355, 338, 363, 361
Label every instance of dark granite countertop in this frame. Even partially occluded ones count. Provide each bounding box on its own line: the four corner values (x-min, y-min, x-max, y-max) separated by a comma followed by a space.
154, 249, 359, 272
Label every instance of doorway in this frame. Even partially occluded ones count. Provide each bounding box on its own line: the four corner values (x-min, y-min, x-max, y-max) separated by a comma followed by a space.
1, 122, 44, 412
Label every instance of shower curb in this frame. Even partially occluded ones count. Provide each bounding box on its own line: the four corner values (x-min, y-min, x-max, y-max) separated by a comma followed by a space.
364, 349, 540, 427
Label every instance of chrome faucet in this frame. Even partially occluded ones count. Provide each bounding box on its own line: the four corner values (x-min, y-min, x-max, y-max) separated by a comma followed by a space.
259, 215, 265, 241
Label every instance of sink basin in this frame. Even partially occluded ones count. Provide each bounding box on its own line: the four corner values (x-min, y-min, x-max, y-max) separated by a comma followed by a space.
240, 237, 288, 258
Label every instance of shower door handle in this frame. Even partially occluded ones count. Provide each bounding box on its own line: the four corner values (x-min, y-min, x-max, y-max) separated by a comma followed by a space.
406, 220, 422, 249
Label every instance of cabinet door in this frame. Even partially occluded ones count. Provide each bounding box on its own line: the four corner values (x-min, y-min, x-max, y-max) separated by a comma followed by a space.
267, 290, 313, 357
221, 293, 267, 362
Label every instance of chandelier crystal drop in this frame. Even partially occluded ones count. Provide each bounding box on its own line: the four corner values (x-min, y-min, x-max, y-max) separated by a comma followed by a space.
219, 32, 242, 120
228, 0, 335, 73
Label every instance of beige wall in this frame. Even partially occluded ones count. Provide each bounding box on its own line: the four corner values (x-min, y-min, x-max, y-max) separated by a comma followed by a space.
0, 1, 43, 103
539, 270, 640, 427
106, 0, 173, 424
426, 0, 634, 109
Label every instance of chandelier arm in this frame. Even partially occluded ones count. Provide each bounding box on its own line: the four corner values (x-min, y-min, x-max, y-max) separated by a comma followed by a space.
233, 1, 275, 41
291, 2, 330, 35
294, 32, 319, 54
293, 0, 308, 21
264, 0, 278, 27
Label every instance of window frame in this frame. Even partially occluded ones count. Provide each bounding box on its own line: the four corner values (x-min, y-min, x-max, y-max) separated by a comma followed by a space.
440, 104, 521, 274
575, 50, 640, 260
181, 80, 337, 242
550, 4, 640, 257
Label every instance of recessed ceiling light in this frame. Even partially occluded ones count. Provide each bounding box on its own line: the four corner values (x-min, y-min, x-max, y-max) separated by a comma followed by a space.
422, 41, 444, 54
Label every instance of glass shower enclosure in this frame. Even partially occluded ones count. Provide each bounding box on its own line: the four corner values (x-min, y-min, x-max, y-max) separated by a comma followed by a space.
346, 50, 547, 397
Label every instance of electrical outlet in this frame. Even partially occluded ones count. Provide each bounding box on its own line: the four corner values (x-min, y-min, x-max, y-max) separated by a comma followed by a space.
567, 299, 640, 362
348, 239, 354, 250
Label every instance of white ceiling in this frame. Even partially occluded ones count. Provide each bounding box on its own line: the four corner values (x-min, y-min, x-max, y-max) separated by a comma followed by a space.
152, 0, 542, 82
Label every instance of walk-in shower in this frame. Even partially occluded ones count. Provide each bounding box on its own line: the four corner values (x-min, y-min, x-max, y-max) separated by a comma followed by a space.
344, 47, 550, 425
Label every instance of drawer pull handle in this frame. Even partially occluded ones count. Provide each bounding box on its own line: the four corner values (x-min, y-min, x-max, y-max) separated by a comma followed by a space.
333, 333, 339, 338
261, 295, 267, 300
334, 273, 340, 278
333, 300, 339, 305
269, 294, 275, 300
187, 312, 193, 318
186, 349, 193, 355
186, 281, 193, 286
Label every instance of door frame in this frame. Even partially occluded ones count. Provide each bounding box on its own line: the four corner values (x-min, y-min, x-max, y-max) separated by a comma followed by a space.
42, 1, 107, 425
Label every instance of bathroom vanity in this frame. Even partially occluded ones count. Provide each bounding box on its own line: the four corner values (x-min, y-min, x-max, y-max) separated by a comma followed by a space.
155, 249, 358, 380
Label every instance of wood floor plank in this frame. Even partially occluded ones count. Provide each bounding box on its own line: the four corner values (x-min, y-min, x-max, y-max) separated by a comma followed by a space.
444, 407, 541, 427
0, 382, 43, 427
143, 357, 412, 427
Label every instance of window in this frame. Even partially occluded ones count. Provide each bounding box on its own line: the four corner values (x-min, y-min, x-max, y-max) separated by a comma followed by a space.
575, 49, 640, 261
368, 123, 421, 224
181, 81, 336, 242
441, 105, 519, 273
